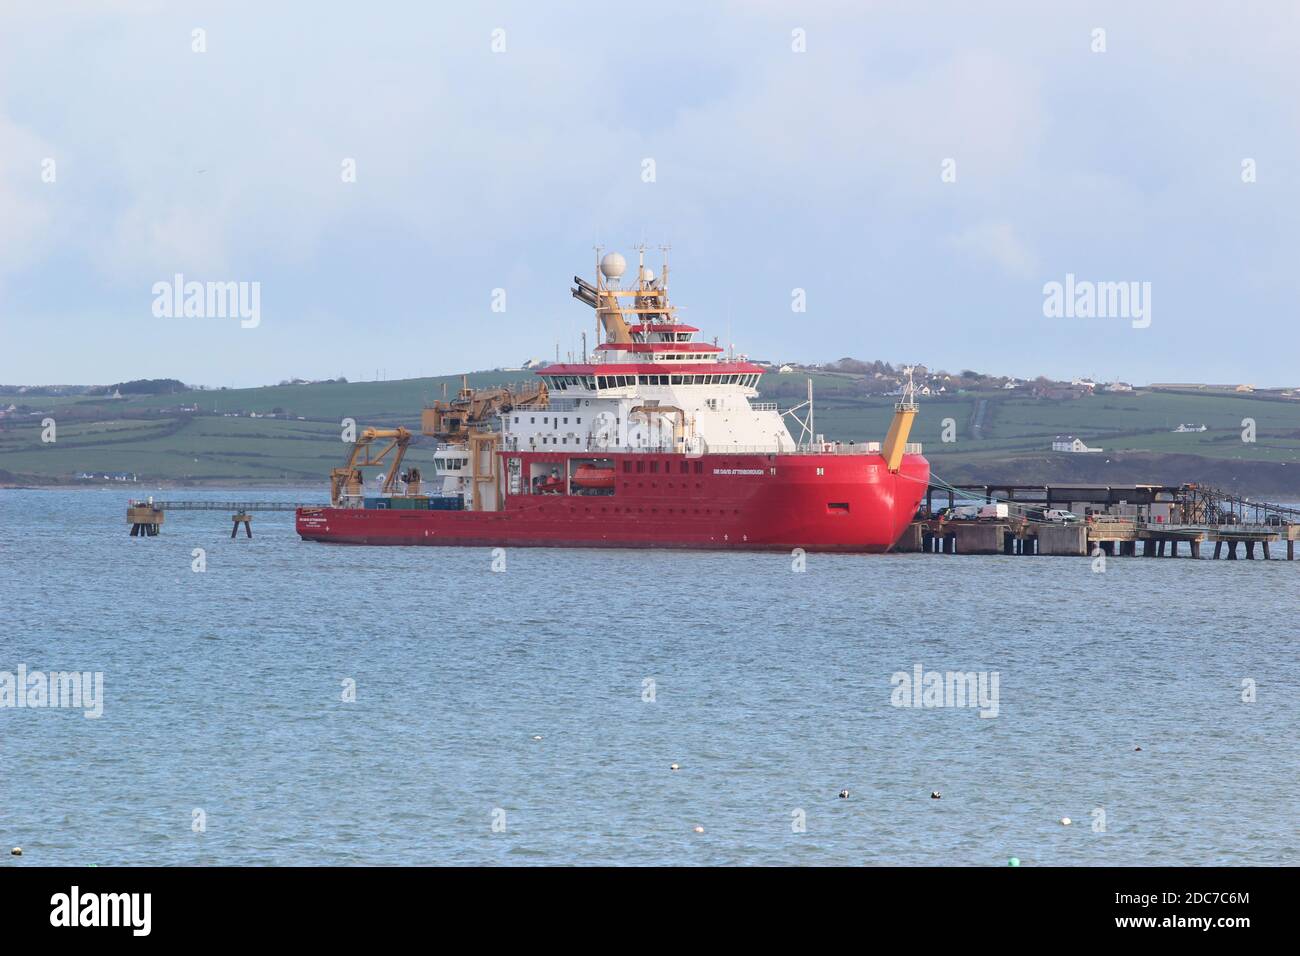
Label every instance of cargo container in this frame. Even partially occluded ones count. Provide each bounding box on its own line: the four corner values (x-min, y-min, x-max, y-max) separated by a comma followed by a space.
389, 497, 428, 510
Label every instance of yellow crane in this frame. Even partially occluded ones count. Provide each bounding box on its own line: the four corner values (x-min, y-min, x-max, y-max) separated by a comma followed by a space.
881, 367, 919, 472
421, 377, 546, 442
330, 426, 415, 505
420, 378, 547, 511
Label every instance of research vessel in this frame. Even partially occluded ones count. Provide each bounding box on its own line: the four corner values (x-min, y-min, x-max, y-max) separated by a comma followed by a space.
296, 249, 928, 551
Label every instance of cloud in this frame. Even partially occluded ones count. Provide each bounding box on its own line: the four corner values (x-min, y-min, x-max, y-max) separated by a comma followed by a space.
0, 115, 57, 282
948, 221, 1037, 278
2, 2, 1300, 386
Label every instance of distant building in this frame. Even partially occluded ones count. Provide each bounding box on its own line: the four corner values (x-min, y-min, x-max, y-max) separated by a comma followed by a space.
1173, 423, 1207, 433
1235, 384, 1255, 393
778, 364, 794, 373
1103, 381, 1134, 392
1052, 435, 1103, 453
77, 471, 138, 482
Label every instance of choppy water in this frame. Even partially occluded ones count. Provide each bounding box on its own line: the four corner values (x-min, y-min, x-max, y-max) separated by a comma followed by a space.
1, 488, 1296, 866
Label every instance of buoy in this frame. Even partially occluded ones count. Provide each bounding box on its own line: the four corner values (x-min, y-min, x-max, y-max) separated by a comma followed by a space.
670, 763, 680, 771
838, 789, 850, 799
532, 735, 542, 741
693, 825, 704, 833
9, 848, 20, 856
1007, 857, 1020, 867
930, 791, 941, 799
1060, 817, 1072, 826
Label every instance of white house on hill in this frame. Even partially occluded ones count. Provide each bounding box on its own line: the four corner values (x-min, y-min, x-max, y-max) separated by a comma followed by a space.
1052, 435, 1103, 453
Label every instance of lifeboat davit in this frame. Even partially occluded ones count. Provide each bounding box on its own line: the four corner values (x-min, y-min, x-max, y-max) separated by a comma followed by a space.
572, 464, 616, 489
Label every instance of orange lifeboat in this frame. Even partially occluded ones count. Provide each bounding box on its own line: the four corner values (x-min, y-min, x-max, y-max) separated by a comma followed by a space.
572, 464, 616, 489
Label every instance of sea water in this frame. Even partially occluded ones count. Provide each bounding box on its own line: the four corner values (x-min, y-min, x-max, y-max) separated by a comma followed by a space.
1, 488, 1295, 866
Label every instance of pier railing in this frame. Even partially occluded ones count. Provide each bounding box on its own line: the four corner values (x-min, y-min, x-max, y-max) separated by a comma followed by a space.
128, 499, 323, 512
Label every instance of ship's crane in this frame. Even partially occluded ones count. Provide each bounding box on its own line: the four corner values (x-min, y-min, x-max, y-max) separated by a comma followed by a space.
881, 366, 920, 472
420, 377, 548, 512
330, 426, 414, 505
421, 376, 547, 442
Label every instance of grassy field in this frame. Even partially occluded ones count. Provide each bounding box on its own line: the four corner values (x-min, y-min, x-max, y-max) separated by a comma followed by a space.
3, 372, 1299, 495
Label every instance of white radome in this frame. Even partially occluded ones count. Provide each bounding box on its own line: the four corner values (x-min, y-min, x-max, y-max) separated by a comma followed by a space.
600, 252, 626, 280
639, 266, 655, 283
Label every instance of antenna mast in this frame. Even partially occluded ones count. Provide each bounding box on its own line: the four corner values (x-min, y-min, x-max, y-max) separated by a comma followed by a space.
808, 378, 815, 443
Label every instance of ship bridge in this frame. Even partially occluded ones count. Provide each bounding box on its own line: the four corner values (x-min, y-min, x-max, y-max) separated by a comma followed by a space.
497, 246, 795, 454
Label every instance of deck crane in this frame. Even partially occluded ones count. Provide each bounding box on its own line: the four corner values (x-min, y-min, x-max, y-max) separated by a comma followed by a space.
330, 426, 415, 505
420, 376, 546, 443
419, 376, 548, 511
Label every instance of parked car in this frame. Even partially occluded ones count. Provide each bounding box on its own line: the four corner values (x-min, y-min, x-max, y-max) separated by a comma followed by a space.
1044, 509, 1079, 523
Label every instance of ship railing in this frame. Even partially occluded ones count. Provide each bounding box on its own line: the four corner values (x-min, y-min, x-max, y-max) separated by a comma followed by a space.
574, 442, 918, 456
794, 442, 881, 455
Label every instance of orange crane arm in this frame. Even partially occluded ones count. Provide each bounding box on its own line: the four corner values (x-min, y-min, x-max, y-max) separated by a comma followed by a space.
330, 427, 412, 504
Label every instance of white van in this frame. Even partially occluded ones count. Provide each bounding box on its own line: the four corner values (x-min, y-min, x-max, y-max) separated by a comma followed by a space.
978, 503, 1009, 519
1044, 509, 1079, 523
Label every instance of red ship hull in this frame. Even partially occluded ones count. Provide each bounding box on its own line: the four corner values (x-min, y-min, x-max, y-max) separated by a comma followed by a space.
297, 451, 929, 552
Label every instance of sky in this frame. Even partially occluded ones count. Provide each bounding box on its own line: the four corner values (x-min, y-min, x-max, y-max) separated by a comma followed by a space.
1, 1, 1298, 388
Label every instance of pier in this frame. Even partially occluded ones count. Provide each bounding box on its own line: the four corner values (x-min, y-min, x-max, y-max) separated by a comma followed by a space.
126, 500, 324, 538
898, 483, 1300, 558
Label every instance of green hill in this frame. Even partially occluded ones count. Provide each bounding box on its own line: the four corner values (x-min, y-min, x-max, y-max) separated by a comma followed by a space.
2, 372, 1298, 496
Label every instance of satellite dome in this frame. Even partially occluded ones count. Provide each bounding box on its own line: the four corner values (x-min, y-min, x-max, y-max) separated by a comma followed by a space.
599, 252, 626, 280
639, 266, 655, 283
